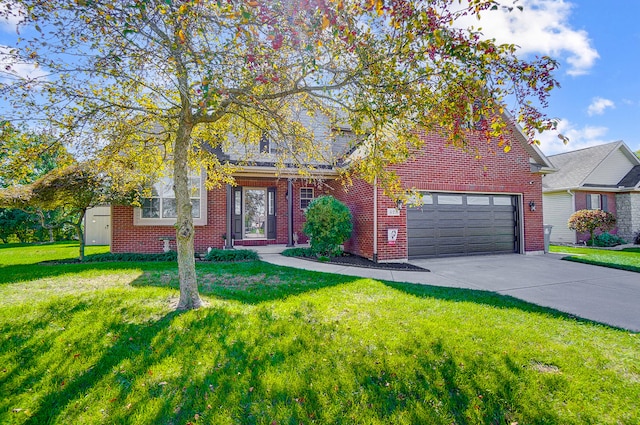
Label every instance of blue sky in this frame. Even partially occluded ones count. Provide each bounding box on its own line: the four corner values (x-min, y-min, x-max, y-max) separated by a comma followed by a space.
1, 0, 639, 156
465, 0, 640, 155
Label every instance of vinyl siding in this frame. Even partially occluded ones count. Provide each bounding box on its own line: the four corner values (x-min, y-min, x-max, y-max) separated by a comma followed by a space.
221, 108, 339, 163
543, 192, 576, 243
584, 148, 635, 186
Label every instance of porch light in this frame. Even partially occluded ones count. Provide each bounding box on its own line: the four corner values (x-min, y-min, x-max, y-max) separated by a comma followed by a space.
396, 199, 404, 210
529, 201, 536, 212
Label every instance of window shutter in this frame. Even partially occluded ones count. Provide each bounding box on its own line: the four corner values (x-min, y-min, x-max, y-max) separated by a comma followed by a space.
586, 194, 591, 209
259, 134, 269, 153
267, 187, 276, 239
602, 195, 608, 211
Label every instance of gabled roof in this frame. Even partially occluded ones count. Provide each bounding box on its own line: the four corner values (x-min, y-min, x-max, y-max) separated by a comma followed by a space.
543, 141, 640, 191
618, 165, 640, 188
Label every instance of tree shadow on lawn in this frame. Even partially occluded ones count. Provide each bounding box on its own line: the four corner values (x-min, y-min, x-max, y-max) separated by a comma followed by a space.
0, 258, 618, 329
131, 260, 616, 330
1, 283, 567, 425
3, 259, 625, 423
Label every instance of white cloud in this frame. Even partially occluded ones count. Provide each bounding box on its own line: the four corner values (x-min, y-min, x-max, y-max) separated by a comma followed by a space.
0, 45, 47, 82
587, 97, 615, 116
458, 0, 599, 76
0, 2, 24, 33
537, 119, 614, 155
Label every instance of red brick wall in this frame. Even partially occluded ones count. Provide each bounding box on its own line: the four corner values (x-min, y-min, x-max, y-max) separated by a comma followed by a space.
111, 187, 226, 254
111, 177, 335, 253
112, 130, 546, 259
330, 178, 375, 260
329, 130, 545, 261
573, 191, 619, 242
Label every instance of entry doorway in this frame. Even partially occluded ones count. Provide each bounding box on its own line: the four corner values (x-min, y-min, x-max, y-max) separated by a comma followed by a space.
244, 188, 267, 239
232, 186, 277, 241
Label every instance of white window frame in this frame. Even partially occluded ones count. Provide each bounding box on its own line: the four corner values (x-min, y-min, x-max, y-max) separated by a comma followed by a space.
588, 194, 601, 210
300, 187, 314, 210
134, 169, 207, 226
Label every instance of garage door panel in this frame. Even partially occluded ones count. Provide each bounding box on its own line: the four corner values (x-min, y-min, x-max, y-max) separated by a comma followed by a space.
466, 219, 497, 228
407, 228, 436, 239
436, 227, 465, 238
467, 243, 498, 253
438, 244, 467, 255
407, 193, 519, 259
466, 227, 495, 237
409, 245, 437, 257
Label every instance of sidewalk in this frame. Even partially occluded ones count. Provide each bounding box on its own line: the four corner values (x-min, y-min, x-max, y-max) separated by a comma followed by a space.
251, 245, 448, 286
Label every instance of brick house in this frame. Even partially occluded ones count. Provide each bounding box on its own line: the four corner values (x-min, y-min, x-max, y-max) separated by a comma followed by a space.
111, 115, 554, 261
542, 141, 640, 244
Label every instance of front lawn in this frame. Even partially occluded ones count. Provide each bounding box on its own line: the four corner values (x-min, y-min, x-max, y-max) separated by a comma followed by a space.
550, 245, 640, 273
1, 243, 639, 424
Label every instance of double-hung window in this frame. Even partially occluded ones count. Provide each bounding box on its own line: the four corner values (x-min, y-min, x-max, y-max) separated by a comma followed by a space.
300, 187, 314, 210
135, 170, 206, 226
586, 193, 608, 211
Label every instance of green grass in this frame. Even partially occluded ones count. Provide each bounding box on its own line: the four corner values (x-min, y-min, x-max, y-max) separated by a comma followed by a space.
550, 245, 640, 273
1, 243, 639, 424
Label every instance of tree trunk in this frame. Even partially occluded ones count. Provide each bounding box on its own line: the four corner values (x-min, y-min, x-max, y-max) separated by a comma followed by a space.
174, 120, 202, 310
75, 209, 87, 261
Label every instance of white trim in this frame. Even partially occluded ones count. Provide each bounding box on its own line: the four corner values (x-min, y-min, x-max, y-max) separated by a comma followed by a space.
134, 170, 208, 227
232, 166, 340, 179
300, 187, 314, 210
525, 250, 545, 255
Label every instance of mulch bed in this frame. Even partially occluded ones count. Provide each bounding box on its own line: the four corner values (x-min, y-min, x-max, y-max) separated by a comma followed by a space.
292, 252, 429, 272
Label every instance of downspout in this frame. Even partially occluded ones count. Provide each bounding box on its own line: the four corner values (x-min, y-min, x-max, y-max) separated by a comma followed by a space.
287, 178, 294, 247
373, 176, 378, 263
225, 184, 234, 249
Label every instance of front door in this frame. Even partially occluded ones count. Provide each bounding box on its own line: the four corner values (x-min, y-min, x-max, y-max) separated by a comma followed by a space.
244, 188, 267, 239
232, 186, 277, 241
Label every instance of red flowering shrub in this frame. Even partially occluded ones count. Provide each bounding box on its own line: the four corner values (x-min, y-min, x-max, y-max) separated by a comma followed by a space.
568, 209, 616, 245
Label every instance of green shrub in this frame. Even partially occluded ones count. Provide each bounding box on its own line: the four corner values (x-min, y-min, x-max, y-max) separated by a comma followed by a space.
568, 209, 616, 246
204, 248, 259, 262
588, 232, 627, 247
281, 247, 316, 258
81, 251, 178, 262
303, 195, 352, 257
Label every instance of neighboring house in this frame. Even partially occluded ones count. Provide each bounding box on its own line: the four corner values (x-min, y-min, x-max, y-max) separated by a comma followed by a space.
111, 115, 554, 261
542, 141, 640, 244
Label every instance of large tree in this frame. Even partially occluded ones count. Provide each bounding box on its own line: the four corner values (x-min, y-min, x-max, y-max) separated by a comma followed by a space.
0, 0, 559, 309
0, 163, 109, 260
0, 122, 75, 242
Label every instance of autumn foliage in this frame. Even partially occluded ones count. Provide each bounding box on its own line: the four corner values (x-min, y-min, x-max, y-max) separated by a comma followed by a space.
0, 0, 561, 309
568, 209, 616, 245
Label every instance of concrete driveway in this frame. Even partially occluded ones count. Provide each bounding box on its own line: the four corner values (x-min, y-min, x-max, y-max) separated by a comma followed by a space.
408, 254, 640, 332
259, 248, 640, 332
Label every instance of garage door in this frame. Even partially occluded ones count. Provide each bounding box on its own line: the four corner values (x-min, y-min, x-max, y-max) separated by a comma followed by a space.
407, 193, 519, 259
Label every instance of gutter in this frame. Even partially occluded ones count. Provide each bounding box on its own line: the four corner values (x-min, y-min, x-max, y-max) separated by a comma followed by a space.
232, 165, 340, 179
543, 186, 634, 194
